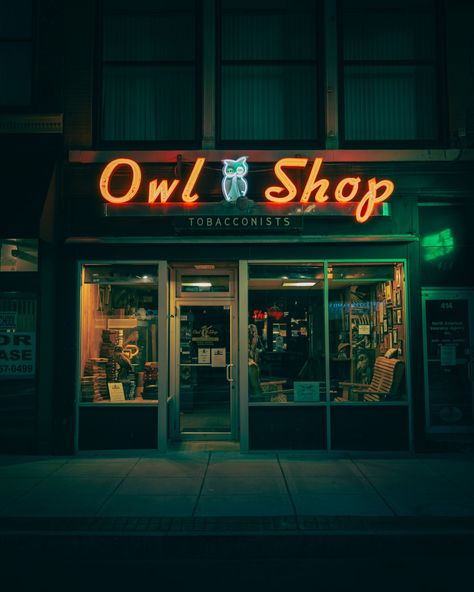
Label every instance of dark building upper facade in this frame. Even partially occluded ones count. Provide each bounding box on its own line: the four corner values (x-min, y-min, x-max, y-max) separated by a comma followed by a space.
0, 0, 473, 454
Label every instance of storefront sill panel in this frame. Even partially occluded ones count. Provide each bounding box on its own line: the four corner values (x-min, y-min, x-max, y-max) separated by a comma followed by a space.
329, 402, 409, 406
249, 402, 327, 407
79, 402, 158, 407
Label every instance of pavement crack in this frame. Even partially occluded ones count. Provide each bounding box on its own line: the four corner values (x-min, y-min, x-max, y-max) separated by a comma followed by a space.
349, 454, 398, 517
93, 457, 142, 516
191, 451, 211, 517
276, 453, 298, 523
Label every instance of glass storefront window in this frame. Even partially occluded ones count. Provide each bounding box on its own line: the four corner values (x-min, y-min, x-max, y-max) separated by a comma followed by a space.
329, 263, 407, 403
80, 265, 159, 404
0, 239, 38, 272
247, 261, 407, 406
248, 264, 326, 403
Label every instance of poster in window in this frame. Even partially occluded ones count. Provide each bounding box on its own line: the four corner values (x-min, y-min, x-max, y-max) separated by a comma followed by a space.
198, 348, 211, 364
0, 332, 36, 378
294, 382, 320, 402
108, 382, 125, 401
211, 348, 226, 367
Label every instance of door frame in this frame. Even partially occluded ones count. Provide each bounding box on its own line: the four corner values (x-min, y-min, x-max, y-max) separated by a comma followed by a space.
169, 266, 239, 441
422, 288, 474, 434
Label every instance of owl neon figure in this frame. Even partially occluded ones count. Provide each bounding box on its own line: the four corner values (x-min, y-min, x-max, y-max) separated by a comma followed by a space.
221, 156, 248, 202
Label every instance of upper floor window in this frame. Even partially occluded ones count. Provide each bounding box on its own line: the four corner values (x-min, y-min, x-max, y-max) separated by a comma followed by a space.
339, 0, 444, 145
0, 0, 33, 108
218, 0, 322, 146
100, 0, 199, 144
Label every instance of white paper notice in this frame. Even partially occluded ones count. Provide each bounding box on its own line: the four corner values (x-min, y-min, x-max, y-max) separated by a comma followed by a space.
108, 382, 126, 401
440, 344, 456, 366
294, 382, 320, 402
198, 348, 211, 364
211, 348, 226, 367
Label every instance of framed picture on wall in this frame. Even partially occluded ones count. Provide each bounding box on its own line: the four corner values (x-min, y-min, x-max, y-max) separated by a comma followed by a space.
392, 329, 398, 345
396, 309, 402, 324
395, 290, 401, 308
395, 266, 401, 288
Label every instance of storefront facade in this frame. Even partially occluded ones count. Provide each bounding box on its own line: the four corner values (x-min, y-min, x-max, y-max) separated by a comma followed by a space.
56, 150, 427, 453
1, 0, 473, 455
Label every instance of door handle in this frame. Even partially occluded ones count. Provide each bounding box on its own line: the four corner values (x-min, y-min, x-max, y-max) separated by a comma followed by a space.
226, 363, 234, 383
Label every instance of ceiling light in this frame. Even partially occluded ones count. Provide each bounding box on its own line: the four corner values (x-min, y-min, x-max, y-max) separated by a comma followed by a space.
282, 281, 316, 287
182, 282, 212, 288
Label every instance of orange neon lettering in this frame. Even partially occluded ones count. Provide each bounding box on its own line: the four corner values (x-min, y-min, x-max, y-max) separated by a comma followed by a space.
182, 157, 206, 203
300, 158, 329, 203
334, 177, 361, 203
356, 178, 394, 223
148, 178, 180, 203
265, 158, 307, 203
99, 158, 141, 204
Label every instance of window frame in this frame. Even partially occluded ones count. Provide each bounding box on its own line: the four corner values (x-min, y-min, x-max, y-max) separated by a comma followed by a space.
215, 0, 326, 149
95, 0, 203, 149
337, 0, 448, 148
0, 0, 36, 111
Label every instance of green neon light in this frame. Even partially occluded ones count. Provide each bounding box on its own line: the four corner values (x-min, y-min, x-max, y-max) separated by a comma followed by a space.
222, 156, 249, 202
421, 228, 455, 261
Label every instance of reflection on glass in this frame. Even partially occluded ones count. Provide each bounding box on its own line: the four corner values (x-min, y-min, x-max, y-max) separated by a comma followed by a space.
179, 306, 231, 433
80, 265, 158, 404
248, 264, 326, 403
181, 275, 230, 293
329, 263, 406, 402
0, 239, 38, 272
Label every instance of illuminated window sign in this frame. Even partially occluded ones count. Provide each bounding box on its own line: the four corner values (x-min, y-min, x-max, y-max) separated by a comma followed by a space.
99, 157, 395, 223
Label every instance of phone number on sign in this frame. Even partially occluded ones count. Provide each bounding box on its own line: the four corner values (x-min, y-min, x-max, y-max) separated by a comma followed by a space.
0, 364, 34, 375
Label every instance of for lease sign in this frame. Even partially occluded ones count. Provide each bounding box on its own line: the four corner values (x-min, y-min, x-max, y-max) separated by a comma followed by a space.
0, 332, 36, 378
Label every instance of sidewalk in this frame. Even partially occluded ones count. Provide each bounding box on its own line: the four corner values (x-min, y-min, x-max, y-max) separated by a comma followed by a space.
1, 449, 474, 523
2, 450, 474, 589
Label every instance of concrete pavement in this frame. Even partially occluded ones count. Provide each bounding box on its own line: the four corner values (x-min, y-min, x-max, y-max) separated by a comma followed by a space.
1, 450, 474, 522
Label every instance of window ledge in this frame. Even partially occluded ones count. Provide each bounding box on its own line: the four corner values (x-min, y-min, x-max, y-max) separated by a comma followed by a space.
0, 114, 63, 134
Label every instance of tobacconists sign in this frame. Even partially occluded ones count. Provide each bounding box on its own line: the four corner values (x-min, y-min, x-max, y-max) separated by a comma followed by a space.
99, 156, 395, 228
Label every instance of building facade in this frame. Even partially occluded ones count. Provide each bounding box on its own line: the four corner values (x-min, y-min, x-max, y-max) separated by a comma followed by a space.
1, 0, 473, 454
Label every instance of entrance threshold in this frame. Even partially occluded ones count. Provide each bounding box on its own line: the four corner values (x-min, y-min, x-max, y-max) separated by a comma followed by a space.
168, 441, 240, 453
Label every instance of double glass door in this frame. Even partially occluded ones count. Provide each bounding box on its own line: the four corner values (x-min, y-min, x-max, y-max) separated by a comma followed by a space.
176, 303, 236, 437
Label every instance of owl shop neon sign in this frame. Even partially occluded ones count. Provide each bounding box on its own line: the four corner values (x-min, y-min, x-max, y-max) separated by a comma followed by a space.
99, 156, 395, 223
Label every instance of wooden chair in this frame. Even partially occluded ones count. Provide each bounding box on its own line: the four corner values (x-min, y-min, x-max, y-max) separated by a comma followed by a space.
336, 357, 405, 402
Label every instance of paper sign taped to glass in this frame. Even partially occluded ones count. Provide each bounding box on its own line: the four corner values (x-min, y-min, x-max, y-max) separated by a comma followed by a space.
211, 348, 226, 367
294, 382, 320, 402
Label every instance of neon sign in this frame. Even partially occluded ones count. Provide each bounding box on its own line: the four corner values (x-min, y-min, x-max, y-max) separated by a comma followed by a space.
222, 156, 249, 202
99, 157, 395, 223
